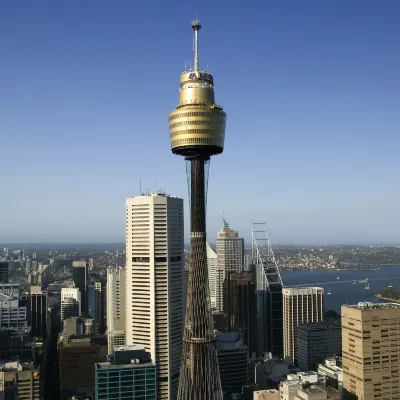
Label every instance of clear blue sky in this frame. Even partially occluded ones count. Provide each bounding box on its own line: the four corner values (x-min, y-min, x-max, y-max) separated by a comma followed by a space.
1, 1, 399, 245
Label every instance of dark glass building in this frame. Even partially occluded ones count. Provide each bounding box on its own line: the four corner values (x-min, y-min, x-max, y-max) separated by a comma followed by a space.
72, 261, 88, 315
28, 287, 48, 339
216, 333, 248, 395
223, 272, 257, 357
297, 321, 342, 371
0, 261, 9, 283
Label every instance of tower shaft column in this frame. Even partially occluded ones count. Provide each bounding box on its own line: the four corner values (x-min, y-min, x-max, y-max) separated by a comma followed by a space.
178, 156, 222, 399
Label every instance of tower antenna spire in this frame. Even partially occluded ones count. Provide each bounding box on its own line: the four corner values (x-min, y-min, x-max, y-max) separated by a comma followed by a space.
191, 16, 201, 71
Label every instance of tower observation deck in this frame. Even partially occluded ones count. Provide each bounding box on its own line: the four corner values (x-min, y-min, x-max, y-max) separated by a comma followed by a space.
169, 19, 226, 400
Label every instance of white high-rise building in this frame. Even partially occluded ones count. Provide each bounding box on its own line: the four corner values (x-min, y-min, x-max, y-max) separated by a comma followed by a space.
125, 193, 185, 399
206, 243, 218, 311
61, 287, 81, 321
283, 287, 324, 363
107, 267, 126, 354
215, 217, 244, 312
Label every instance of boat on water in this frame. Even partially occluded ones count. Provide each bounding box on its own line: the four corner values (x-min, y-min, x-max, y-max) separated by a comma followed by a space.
365, 282, 371, 290
353, 280, 357, 285
337, 277, 340, 280
388, 283, 394, 288
327, 288, 332, 295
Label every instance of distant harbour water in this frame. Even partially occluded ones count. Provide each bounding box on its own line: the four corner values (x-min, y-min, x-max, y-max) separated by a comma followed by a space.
280, 266, 400, 314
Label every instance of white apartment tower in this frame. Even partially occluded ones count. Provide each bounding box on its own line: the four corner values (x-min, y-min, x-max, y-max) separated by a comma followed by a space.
61, 287, 81, 321
216, 217, 244, 312
206, 242, 218, 311
283, 287, 324, 363
107, 267, 126, 354
125, 193, 185, 399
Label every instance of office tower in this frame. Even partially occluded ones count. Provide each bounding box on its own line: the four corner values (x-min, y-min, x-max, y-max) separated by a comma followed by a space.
61, 288, 81, 321
125, 192, 185, 399
217, 217, 244, 274
59, 337, 107, 399
244, 254, 252, 272
168, 19, 227, 399
342, 302, 400, 400
107, 267, 126, 354
216, 218, 244, 312
0, 261, 9, 283
31, 261, 37, 273
88, 257, 94, 270
87, 285, 95, 318
25, 259, 31, 275
95, 346, 157, 399
216, 333, 248, 395
207, 242, 218, 310
107, 330, 125, 355
28, 286, 48, 339
63, 317, 96, 343
253, 222, 284, 356
0, 285, 27, 329
283, 287, 324, 363
94, 281, 104, 332
317, 357, 343, 396
223, 272, 257, 356
0, 361, 40, 399
297, 321, 341, 371
72, 261, 88, 315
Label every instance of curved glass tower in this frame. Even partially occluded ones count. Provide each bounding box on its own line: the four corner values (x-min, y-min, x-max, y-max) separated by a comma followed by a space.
168, 20, 226, 399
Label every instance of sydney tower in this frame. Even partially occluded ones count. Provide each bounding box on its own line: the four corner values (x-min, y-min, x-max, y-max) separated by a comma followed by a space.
168, 20, 226, 399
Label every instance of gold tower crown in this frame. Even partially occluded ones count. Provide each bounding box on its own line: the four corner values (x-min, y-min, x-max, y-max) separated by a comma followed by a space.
168, 19, 226, 158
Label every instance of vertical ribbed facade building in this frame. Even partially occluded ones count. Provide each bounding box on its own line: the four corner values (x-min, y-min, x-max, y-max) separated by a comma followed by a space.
125, 193, 185, 399
206, 243, 218, 311
283, 287, 324, 363
94, 282, 103, 332
216, 218, 244, 312
107, 267, 126, 354
342, 302, 400, 400
28, 286, 48, 339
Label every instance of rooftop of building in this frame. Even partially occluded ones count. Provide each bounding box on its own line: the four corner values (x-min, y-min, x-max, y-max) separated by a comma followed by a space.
345, 302, 400, 310
96, 360, 155, 370
114, 345, 145, 352
298, 321, 341, 330
283, 287, 324, 294
216, 332, 242, 343
0, 361, 38, 372
129, 190, 181, 199
227, 272, 253, 282
300, 385, 325, 394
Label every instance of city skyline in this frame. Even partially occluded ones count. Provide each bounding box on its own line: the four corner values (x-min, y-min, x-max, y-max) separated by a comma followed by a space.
2, 1, 400, 245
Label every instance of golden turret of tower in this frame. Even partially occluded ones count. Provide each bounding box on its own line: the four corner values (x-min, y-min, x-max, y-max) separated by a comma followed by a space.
168, 19, 226, 158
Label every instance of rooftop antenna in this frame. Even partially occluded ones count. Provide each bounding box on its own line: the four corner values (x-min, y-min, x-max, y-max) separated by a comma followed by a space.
191, 15, 201, 72
140, 177, 142, 195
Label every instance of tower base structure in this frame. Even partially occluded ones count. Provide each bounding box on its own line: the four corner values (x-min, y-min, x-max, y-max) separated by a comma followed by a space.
177, 157, 222, 400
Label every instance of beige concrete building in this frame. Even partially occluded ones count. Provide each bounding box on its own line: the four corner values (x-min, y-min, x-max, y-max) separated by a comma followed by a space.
0, 361, 40, 399
283, 287, 324, 362
216, 218, 244, 312
254, 389, 280, 399
294, 385, 328, 400
342, 302, 400, 400
106, 267, 126, 354
125, 193, 185, 399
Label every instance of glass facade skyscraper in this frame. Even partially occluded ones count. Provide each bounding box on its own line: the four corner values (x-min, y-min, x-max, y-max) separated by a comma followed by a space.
95, 346, 157, 399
